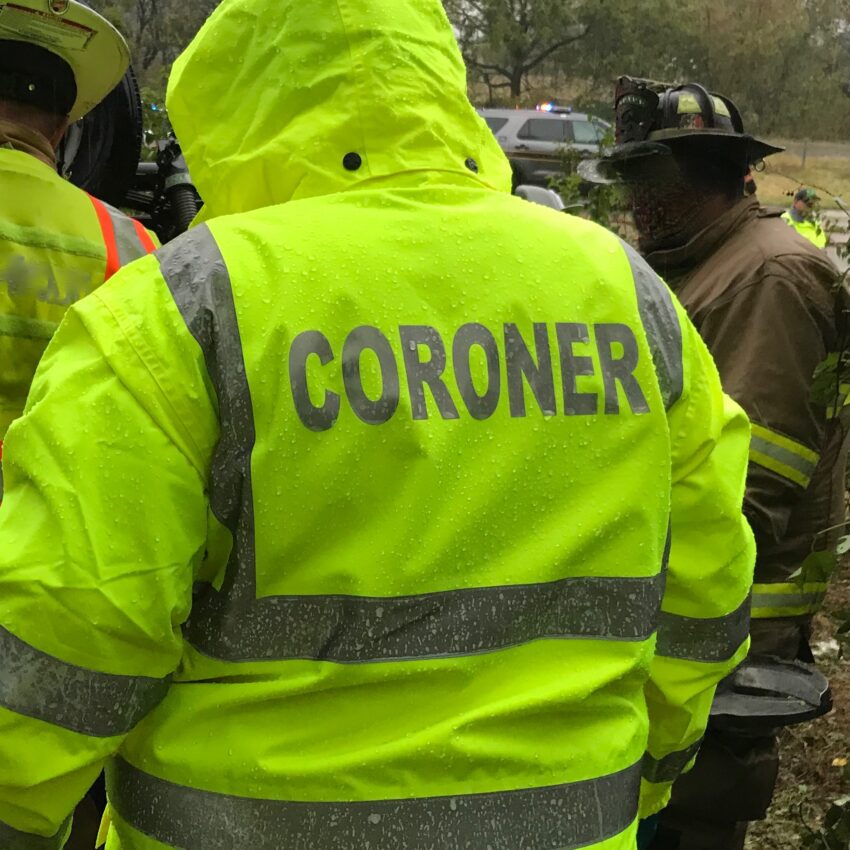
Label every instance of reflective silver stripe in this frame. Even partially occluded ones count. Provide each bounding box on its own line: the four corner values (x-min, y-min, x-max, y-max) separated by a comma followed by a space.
102, 202, 151, 267
749, 433, 818, 486
183, 573, 665, 663
752, 590, 825, 613
642, 739, 703, 784
0, 816, 70, 850
108, 756, 641, 850
0, 625, 169, 737
622, 241, 684, 410
159, 229, 667, 663
157, 227, 261, 657
655, 594, 750, 663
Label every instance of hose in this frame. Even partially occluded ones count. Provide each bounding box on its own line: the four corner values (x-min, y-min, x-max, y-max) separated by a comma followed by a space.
168, 184, 201, 233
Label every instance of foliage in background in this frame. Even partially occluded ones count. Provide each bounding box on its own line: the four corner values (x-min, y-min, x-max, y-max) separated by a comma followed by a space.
444, 0, 589, 99
83, 0, 848, 142
549, 134, 626, 234
444, 0, 850, 141
138, 84, 171, 158
86, 0, 217, 125
800, 797, 850, 849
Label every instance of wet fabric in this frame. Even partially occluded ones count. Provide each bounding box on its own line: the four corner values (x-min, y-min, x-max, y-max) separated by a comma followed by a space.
0, 1, 754, 848
0, 138, 157, 441
645, 197, 846, 616
652, 620, 810, 850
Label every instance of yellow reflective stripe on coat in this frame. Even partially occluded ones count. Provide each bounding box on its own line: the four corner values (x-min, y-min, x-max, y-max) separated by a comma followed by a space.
749, 423, 819, 488
0, 314, 58, 341
751, 581, 828, 618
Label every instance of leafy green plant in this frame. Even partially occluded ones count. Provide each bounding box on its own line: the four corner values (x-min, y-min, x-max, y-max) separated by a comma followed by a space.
808, 196, 850, 430
794, 549, 840, 588
139, 84, 171, 162
550, 131, 627, 233
791, 532, 850, 599
800, 797, 850, 849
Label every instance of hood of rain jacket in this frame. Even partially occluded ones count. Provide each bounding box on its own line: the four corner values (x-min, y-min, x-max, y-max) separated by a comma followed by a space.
166, 0, 513, 220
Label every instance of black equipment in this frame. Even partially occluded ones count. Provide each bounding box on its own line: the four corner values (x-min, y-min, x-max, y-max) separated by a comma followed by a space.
60, 67, 200, 243
709, 656, 832, 736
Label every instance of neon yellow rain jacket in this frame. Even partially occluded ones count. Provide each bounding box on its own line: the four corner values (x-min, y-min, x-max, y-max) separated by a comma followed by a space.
0, 1, 754, 848
781, 210, 828, 249
0, 131, 157, 496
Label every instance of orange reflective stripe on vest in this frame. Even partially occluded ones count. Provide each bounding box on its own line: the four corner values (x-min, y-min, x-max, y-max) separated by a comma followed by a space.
88, 194, 120, 280
87, 194, 156, 280
131, 217, 158, 254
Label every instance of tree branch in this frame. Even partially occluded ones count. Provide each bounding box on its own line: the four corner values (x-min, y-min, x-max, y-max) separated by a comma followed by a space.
522, 26, 588, 72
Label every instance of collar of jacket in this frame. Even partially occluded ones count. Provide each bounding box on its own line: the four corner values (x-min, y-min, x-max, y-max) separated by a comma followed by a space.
643, 197, 760, 286
0, 119, 56, 170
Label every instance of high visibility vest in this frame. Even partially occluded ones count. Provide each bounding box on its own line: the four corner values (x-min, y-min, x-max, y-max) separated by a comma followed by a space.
0, 186, 754, 850
0, 148, 156, 499
781, 211, 828, 249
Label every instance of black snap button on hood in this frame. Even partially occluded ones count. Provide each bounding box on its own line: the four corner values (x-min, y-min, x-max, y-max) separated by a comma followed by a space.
343, 152, 362, 171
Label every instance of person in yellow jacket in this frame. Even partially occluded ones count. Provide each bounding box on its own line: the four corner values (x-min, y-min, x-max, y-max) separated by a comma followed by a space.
0, 0, 754, 848
0, 0, 157, 498
782, 188, 829, 248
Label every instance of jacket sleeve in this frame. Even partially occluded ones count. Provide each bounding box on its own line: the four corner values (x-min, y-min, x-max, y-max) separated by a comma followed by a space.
700, 273, 831, 535
0, 255, 216, 846
698, 270, 834, 611
636, 268, 755, 818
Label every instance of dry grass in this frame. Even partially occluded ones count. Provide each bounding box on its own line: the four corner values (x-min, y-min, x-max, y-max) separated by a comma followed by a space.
755, 154, 850, 209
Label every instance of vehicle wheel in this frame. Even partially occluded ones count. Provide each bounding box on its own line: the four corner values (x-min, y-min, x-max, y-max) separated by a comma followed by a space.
59, 67, 143, 207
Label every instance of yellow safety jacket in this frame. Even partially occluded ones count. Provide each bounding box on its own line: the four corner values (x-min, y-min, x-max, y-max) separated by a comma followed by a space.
0, 139, 157, 496
782, 210, 828, 249
0, 1, 754, 849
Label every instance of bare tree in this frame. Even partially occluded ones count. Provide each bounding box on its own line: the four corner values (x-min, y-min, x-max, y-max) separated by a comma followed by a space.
89, 0, 218, 74
444, 0, 588, 100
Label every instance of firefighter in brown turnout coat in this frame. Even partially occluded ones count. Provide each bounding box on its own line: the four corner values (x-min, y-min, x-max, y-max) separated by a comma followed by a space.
584, 77, 847, 849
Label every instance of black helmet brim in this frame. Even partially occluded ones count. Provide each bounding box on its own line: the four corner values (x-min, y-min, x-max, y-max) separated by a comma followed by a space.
580, 132, 784, 185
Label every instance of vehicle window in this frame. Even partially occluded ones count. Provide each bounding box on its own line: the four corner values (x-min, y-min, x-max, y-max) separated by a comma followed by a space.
517, 119, 568, 143
483, 116, 508, 133
570, 120, 604, 144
